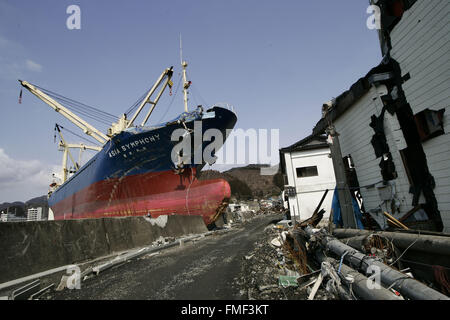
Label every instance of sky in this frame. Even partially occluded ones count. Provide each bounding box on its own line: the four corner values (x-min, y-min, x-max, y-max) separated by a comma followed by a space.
0, 0, 382, 202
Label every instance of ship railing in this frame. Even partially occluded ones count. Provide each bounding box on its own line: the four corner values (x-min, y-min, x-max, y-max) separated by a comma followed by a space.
214, 102, 235, 114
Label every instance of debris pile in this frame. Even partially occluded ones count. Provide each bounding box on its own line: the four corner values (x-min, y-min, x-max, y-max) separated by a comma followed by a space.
234, 209, 450, 300
233, 221, 330, 300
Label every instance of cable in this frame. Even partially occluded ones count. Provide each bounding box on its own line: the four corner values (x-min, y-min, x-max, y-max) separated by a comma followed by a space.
387, 276, 412, 290
186, 70, 209, 106
34, 84, 118, 120
125, 89, 149, 117
400, 259, 450, 270
156, 74, 183, 124
57, 124, 101, 146
389, 236, 420, 267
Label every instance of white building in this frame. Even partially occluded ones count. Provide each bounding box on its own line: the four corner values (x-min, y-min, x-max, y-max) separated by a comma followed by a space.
27, 207, 43, 221
280, 135, 336, 222
1, 212, 27, 222
312, 0, 449, 232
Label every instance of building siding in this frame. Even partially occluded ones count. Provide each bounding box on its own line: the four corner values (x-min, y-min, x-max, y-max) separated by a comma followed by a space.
283, 147, 335, 222
390, 0, 450, 232
332, 84, 417, 225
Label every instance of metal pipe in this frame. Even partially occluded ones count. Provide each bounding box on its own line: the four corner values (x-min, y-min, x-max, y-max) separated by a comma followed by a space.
333, 229, 450, 256
315, 252, 402, 300
305, 227, 449, 300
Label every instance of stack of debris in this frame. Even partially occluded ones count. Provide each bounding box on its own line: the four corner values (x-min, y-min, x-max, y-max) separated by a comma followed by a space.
235, 208, 450, 300
233, 220, 331, 300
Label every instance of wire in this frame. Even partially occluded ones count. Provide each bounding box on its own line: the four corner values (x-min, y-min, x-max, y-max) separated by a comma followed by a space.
389, 236, 420, 267
156, 74, 183, 124
58, 124, 101, 146
400, 259, 450, 271
124, 73, 172, 118
387, 276, 412, 290
186, 70, 209, 106
34, 84, 118, 121
125, 90, 149, 117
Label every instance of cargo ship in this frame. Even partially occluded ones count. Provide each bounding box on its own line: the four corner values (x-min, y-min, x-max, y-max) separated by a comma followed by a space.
19, 60, 237, 229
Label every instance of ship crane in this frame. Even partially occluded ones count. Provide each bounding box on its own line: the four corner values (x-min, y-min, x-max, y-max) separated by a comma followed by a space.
19, 80, 110, 144
20, 67, 174, 185
19, 66, 174, 142
55, 124, 101, 183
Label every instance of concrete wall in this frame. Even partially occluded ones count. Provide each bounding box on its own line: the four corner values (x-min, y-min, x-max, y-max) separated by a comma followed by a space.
390, 0, 450, 232
284, 147, 335, 221
0, 215, 207, 283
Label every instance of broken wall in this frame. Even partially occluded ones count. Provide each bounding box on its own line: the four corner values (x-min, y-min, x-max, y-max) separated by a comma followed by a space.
331, 85, 415, 227
389, 0, 450, 232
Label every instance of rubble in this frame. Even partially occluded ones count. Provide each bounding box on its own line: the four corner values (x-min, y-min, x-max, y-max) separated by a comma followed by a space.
233, 206, 450, 300
233, 218, 329, 300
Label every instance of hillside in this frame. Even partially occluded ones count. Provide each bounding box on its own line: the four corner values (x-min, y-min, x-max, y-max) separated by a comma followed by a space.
0, 195, 48, 217
198, 164, 282, 199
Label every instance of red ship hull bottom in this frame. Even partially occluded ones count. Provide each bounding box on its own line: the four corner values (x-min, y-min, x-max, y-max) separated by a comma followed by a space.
51, 168, 231, 228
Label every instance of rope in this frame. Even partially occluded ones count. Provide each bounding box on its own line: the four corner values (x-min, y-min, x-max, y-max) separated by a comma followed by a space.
338, 251, 349, 274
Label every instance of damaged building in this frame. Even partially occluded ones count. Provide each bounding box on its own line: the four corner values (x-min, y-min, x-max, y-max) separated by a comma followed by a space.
279, 135, 336, 223
311, 0, 449, 232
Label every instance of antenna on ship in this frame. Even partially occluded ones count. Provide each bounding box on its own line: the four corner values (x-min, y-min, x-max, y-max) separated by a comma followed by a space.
180, 34, 190, 113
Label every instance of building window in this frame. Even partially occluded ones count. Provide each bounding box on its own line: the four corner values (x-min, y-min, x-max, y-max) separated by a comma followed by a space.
296, 166, 318, 178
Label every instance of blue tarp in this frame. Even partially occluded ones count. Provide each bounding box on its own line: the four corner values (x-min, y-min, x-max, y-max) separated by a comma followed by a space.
331, 187, 364, 229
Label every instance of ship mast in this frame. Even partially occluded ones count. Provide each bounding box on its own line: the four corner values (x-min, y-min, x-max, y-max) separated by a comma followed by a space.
180, 35, 190, 113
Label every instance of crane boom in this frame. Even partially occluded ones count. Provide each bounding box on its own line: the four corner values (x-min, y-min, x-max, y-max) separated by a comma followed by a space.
19, 80, 109, 144
126, 66, 173, 128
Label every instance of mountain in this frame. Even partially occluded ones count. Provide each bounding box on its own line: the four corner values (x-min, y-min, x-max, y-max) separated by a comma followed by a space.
0, 195, 48, 217
198, 164, 282, 199
26, 195, 48, 207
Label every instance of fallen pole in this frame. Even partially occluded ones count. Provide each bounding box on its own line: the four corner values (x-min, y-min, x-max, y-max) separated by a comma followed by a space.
305, 227, 449, 300
315, 252, 402, 300
333, 229, 450, 256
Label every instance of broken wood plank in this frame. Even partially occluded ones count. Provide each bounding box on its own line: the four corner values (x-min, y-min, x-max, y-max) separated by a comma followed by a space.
384, 211, 409, 230
307, 273, 323, 300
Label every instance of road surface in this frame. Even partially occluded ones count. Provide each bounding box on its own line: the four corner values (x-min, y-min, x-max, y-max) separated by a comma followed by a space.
49, 214, 281, 300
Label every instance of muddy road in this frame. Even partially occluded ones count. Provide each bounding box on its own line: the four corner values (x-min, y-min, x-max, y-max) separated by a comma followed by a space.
49, 214, 282, 300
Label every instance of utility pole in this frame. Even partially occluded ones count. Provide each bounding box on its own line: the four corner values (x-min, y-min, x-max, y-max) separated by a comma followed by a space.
326, 125, 357, 228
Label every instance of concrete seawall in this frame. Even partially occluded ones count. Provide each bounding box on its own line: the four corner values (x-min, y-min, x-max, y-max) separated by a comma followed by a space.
0, 215, 207, 283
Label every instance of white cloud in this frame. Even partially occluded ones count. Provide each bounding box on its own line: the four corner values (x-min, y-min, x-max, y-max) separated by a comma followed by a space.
0, 149, 59, 202
25, 59, 43, 72
0, 34, 44, 80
